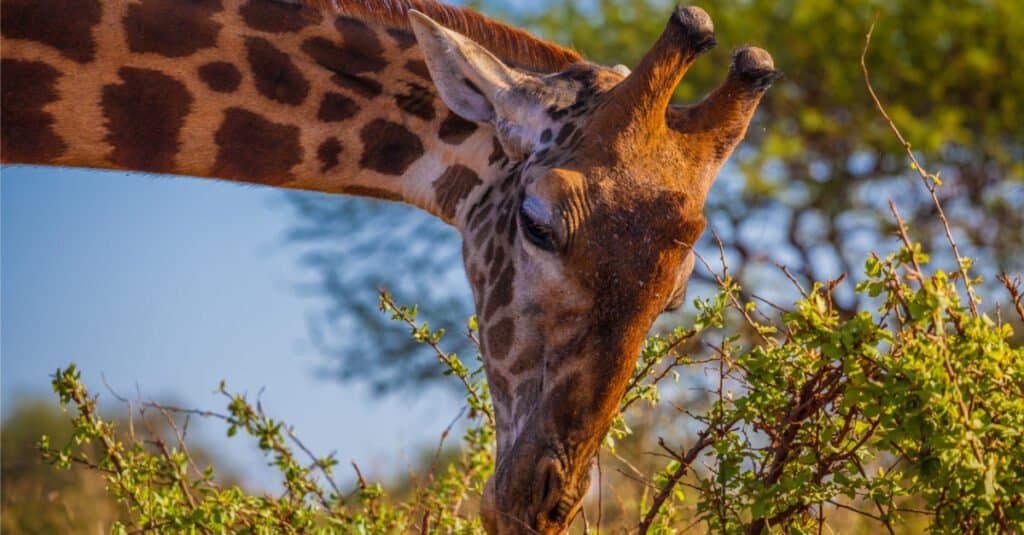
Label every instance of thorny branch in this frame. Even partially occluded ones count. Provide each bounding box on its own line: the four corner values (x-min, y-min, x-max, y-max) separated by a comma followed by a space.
861, 18, 979, 317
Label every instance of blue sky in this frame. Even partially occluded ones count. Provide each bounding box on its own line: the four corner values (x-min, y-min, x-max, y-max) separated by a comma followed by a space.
1, 166, 461, 489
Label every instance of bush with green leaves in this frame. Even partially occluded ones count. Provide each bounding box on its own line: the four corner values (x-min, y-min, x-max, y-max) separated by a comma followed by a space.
39, 22, 1023, 535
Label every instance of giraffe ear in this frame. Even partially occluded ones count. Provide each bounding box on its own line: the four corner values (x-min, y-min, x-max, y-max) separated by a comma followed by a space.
409, 10, 546, 159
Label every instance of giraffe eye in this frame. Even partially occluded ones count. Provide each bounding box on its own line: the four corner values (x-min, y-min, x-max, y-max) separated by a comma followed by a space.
519, 202, 557, 251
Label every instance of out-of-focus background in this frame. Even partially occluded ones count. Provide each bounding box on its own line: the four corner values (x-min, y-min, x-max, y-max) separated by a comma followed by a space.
2, 0, 1021, 531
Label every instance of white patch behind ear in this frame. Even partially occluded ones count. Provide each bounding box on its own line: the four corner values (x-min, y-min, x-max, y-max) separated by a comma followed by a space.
612, 64, 632, 76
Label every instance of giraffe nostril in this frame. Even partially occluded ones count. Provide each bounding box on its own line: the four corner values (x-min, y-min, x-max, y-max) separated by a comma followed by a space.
535, 456, 564, 522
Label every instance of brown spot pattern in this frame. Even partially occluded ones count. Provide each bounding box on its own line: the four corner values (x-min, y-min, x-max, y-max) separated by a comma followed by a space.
404, 59, 431, 81
433, 165, 481, 220
240, 0, 322, 33
213, 107, 301, 185
394, 83, 436, 121
124, 0, 222, 58
317, 137, 342, 172
246, 37, 309, 106
317, 92, 358, 122
302, 36, 385, 97
484, 318, 515, 361
358, 119, 423, 175
386, 27, 417, 49
439, 112, 478, 145
1, 0, 101, 63
334, 16, 385, 70
1, 59, 66, 163
510, 342, 543, 375
488, 137, 507, 165
485, 263, 515, 317
102, 67, 192, 173
198, 61, 242, 93
330, 73, 382, 99
555, 123, 576, 145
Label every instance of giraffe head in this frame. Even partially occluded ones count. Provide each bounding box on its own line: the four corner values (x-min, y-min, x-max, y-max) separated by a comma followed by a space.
412, 6, 777, 533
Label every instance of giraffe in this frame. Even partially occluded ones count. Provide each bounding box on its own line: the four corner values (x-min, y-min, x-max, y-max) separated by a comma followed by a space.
1, 0, 778, 532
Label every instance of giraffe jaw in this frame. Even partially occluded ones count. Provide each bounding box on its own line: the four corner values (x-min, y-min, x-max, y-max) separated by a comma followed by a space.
482, 442, 590, 535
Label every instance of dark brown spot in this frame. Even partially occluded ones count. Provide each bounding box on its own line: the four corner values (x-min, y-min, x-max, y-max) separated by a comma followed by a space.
340, 185, 403, 202
335, 16, 383, 66
213, 107, 301, 185
317, 137, 342, 172
484, 318, 514, 361
1, 0, 101, 63
507, 208, 518, 241
439, 112, 478, 145
467, 187, 493, 230
198, 61, 242, 92
491, 244, 506, 270
317, 92, 358, 122
539, 128, 552, 143
472, 223, 490, 250
0, 60, 66, 163
547, 105, 568, 121
124, 0, 222, 58
386, 27, 417, 49
433, 165, 481, 220
395, 82, 436, 121
404, 59, 431, 81
297, 16, 387, 80
102, 67, 192, 173
334, 74, 382, 99
358, 119, 423, 175
485, 263, 515, 317
555, 123, 576, 145
246, 36, 309, 105
488, 137, 506, 165
240, 0, 321, 33
302, 36, 385, 97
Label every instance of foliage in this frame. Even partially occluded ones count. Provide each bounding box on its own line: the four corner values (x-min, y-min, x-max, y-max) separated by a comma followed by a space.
40, 205, 1024, 531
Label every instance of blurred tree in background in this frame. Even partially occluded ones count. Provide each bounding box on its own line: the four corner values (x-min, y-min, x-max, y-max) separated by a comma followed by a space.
2, 399, 127, 533
1, 398, 240, 533
286, 0, 1023, 392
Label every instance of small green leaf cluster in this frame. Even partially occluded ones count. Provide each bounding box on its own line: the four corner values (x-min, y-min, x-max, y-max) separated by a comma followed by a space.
41, 290, 500, 534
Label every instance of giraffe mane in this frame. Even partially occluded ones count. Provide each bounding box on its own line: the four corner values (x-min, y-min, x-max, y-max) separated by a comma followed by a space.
296, 0, 583, 73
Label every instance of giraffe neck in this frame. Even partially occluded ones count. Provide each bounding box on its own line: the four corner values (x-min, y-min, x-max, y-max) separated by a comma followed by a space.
0, 0, 577, 225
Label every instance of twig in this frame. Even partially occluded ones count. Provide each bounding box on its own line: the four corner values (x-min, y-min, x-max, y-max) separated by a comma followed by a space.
637, 427, 718, 534
997, 272, 1024, 323
861, 17, 979, 317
